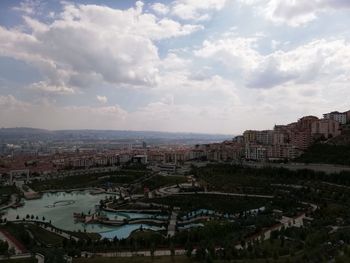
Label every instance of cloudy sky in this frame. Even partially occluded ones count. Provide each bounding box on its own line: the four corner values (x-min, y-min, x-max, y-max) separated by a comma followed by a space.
0, 0, 350, 134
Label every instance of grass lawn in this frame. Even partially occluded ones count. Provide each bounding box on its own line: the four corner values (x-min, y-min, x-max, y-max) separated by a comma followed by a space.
74, 256, 191, 263
25, 224, 64, 246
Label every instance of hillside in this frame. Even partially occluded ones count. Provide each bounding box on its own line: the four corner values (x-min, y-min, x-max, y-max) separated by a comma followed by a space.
296, 143, 350, 166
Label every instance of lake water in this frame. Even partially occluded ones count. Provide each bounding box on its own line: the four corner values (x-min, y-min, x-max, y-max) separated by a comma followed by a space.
3, 191, 165, 239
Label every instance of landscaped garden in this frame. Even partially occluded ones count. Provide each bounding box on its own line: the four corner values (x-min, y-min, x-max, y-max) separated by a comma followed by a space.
3, 163, 350, 262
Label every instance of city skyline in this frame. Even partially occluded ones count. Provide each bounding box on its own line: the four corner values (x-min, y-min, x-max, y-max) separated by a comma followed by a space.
1, 0, 350, 134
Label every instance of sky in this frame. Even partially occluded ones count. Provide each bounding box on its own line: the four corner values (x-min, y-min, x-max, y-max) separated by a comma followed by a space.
0, 0, 350, 135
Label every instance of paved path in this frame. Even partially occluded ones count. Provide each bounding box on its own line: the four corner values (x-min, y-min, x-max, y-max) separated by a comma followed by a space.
156, 185, 180, 196
176, 191, 274, 199
83, 248, 186, 258
167, 210, 178, 237
35, 253, 44, 263
0, 229, 26, 254
0, 253, 44, 262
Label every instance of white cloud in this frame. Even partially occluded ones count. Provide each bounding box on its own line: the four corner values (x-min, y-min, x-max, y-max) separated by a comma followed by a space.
128, 98, 240, 133
195, 36, 350, 89
194, 37, 261, 70
0, 95, 127, 130
157, 55, 241, 105
3, 0, 350, 134
0, 94, 230, 133
28, 81, 75, 95
160, 53, 191, 70
0, 95, 30, 110
248, 39, 350, 88
151, 3, 170, 15
171, 0, 227, 21
12, 0, 42, 15
241, 0, 350, 27
0, 1, 202, 92
96, 95, 108, 104
271, 40, 280, 50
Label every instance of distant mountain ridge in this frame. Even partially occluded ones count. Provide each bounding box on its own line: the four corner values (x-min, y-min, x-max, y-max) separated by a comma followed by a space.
0, 127, 233, 143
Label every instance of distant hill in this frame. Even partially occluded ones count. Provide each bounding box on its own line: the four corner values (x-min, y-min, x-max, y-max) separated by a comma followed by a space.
0, 127, 233, 144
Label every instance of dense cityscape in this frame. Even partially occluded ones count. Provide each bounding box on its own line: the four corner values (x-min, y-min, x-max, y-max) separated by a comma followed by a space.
1, 109, 349, 178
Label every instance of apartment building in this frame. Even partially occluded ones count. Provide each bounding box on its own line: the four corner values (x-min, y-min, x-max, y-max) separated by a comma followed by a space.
290, 116, 319, 150
323, 111, 348, 125
311, 118, 341, 139
245, 143, 267, 161
267, 144, 300, 160
256, 130, 274, 145
243, 130, 257, 143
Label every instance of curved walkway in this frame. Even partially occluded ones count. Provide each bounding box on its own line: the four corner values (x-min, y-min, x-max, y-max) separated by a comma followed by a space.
0, 253, 44, 263
0, 229, 26, 254
175, 191, 274, 199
